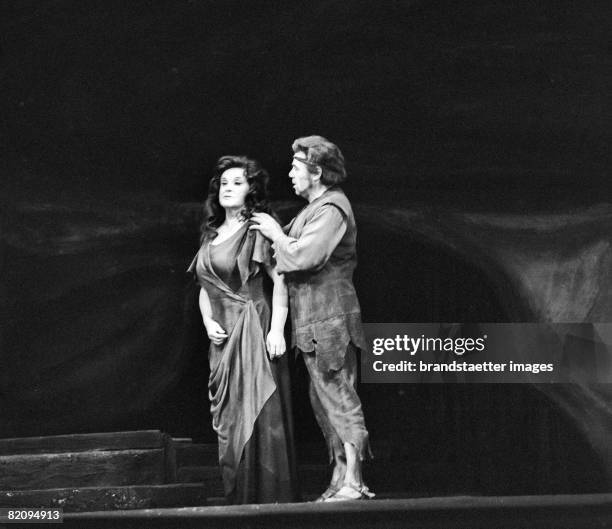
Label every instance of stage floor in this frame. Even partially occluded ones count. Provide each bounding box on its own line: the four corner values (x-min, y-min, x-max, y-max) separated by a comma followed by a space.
62, 493, 612, 529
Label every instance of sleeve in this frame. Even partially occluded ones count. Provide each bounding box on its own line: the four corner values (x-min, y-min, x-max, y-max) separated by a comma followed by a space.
251, 229, 274, 267
271, 204, 347, 274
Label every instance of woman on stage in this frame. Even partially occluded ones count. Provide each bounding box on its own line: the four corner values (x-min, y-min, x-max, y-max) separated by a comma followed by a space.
188, 155, 298, 504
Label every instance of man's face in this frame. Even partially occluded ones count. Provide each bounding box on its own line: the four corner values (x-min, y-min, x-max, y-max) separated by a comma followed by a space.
289, 154, 315, 198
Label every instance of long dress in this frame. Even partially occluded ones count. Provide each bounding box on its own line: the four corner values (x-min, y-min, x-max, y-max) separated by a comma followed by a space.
188, 223, 298, 504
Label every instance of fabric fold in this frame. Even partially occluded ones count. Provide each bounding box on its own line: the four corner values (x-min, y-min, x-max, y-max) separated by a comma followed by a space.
209, 300, 277, 497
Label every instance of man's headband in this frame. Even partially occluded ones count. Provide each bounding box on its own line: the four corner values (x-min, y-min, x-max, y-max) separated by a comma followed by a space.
292, 154, 321, 170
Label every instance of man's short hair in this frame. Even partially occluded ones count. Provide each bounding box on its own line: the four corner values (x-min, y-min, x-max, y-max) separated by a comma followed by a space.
291, 135, 347, 186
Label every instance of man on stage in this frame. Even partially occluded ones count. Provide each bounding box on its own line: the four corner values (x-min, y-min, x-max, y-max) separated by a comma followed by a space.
251, 135, 374, 502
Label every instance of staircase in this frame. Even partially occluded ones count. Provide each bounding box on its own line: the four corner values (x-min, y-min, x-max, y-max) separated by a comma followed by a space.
0, 431, 210, 512
0, 430, 345, 512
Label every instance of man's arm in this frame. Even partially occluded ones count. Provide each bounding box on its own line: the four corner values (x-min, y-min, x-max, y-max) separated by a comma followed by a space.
271, 204, 347, 273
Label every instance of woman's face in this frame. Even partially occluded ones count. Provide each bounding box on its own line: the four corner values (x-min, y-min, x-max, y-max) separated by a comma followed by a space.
218, 167, 249, 210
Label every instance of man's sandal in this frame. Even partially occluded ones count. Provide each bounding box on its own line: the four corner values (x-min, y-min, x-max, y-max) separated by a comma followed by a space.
315, 484, 341, 502
323, 483, 375, 502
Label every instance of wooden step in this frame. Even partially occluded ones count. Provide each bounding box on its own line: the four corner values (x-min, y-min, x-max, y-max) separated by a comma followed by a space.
0, 431, 177, 490
0, 483, 209, 512
171, 438, 193, 444
0, 449, 170, 490
0, 430, 169, 455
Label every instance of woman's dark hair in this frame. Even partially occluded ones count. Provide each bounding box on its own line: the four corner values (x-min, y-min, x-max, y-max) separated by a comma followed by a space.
200, 155, 272, 242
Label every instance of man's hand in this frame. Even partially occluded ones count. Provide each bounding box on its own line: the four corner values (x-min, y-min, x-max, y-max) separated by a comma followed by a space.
249, 212, 284, 242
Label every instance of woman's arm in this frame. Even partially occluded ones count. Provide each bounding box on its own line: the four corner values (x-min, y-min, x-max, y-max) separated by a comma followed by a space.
198, 287, 227, 345
265, 263, 288, 359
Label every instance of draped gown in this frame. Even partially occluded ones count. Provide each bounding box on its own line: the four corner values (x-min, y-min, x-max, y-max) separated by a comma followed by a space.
188, 223, 298, 504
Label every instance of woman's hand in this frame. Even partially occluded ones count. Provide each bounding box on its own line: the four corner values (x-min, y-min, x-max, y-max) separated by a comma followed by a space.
204, 318, 228, 346
266, 329, 286, 359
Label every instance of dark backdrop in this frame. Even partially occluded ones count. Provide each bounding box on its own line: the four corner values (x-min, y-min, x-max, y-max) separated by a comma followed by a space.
1, 0, 611, 495
3, 0, 610, 206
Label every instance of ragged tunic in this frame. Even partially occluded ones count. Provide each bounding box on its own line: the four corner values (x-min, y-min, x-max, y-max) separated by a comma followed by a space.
272, 187, 367, 371
188, 223, 297, 504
